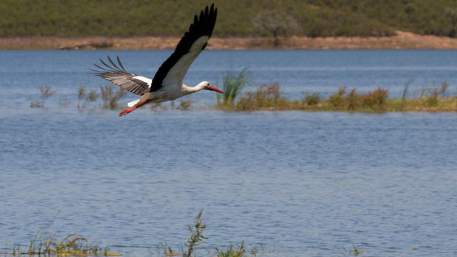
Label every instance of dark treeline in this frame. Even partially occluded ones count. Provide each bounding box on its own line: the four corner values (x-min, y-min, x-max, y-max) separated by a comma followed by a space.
1, 0, 457, 37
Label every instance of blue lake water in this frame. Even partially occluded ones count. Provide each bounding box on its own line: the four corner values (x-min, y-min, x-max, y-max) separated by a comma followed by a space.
1, 50, 457, 257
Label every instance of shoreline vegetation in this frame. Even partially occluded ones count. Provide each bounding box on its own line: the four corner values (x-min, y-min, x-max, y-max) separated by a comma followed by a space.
6, 32, 457, 50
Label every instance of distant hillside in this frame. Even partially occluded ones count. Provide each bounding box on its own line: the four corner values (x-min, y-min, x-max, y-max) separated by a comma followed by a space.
0, 0, 456, 38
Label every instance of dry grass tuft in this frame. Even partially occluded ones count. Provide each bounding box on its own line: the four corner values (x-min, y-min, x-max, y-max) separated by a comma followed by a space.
183, 210, 206, 257
39, 86, 56, 99
100, 85, 125, 110
30, 100, 44, 108
5, 234, 119, 257
162, 210, 207, 257
235, 83, 294, 111
30, 86, 56, 108
177, 100, 192, 111
328, 86, 347, 108
216, 243, 246, 257
304, 93, 321, 106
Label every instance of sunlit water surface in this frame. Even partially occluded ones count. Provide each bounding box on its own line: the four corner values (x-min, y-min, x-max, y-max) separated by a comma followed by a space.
1, 50, 457, 257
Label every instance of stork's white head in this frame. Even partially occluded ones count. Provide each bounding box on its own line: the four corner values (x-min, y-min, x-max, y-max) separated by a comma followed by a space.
198, 81, 224, 94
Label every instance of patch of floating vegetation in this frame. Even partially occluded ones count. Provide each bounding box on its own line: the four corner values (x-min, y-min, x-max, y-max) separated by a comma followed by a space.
2, 234, 119, 257
1, 212, 366, 257
216, 242, 257, 257
218, 79, 457, 112
162, 211, 257, 257
1, 212, 257, 257
30, 72, 457, 113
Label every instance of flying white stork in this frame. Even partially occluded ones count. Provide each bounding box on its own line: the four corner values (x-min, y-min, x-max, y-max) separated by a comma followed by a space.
93, 4, 223, 116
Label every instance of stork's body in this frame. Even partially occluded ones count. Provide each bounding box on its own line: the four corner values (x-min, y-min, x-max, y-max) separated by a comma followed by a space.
120, 81, 220, 116
93, 4, 222, 116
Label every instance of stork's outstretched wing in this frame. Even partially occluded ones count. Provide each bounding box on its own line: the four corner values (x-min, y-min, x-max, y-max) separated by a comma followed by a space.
93, 56, 151, 96
150, 4, 218, 92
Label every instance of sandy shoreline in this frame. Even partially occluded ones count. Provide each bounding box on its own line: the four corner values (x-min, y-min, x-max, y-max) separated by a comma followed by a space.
2, 31, 457, 50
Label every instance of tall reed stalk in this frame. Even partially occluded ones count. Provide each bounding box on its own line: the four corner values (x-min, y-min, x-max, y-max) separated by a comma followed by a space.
218, 69, 249, 106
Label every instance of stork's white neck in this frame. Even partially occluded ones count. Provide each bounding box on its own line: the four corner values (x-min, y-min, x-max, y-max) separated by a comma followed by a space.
181, 82, 207, 95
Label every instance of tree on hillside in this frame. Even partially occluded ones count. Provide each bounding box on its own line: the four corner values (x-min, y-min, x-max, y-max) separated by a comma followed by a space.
445, 7, 457, 37
252, 11, 300, 47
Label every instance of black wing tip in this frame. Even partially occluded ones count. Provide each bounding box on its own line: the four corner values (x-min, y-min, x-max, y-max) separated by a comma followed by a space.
207, 3, 216, 12
192, 3, 218, 37
91, 56, 128, 74
202, 3, 217, 19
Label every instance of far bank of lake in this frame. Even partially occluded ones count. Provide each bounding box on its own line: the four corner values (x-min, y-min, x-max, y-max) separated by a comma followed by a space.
4, 31, 457, 50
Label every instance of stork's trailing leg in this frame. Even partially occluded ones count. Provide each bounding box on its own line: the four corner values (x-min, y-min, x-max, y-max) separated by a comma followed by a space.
119, 107, 136, 116
118, 94, 150, 117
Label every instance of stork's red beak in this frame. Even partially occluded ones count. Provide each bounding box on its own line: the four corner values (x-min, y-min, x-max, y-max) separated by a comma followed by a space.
206, 85, 224, 94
